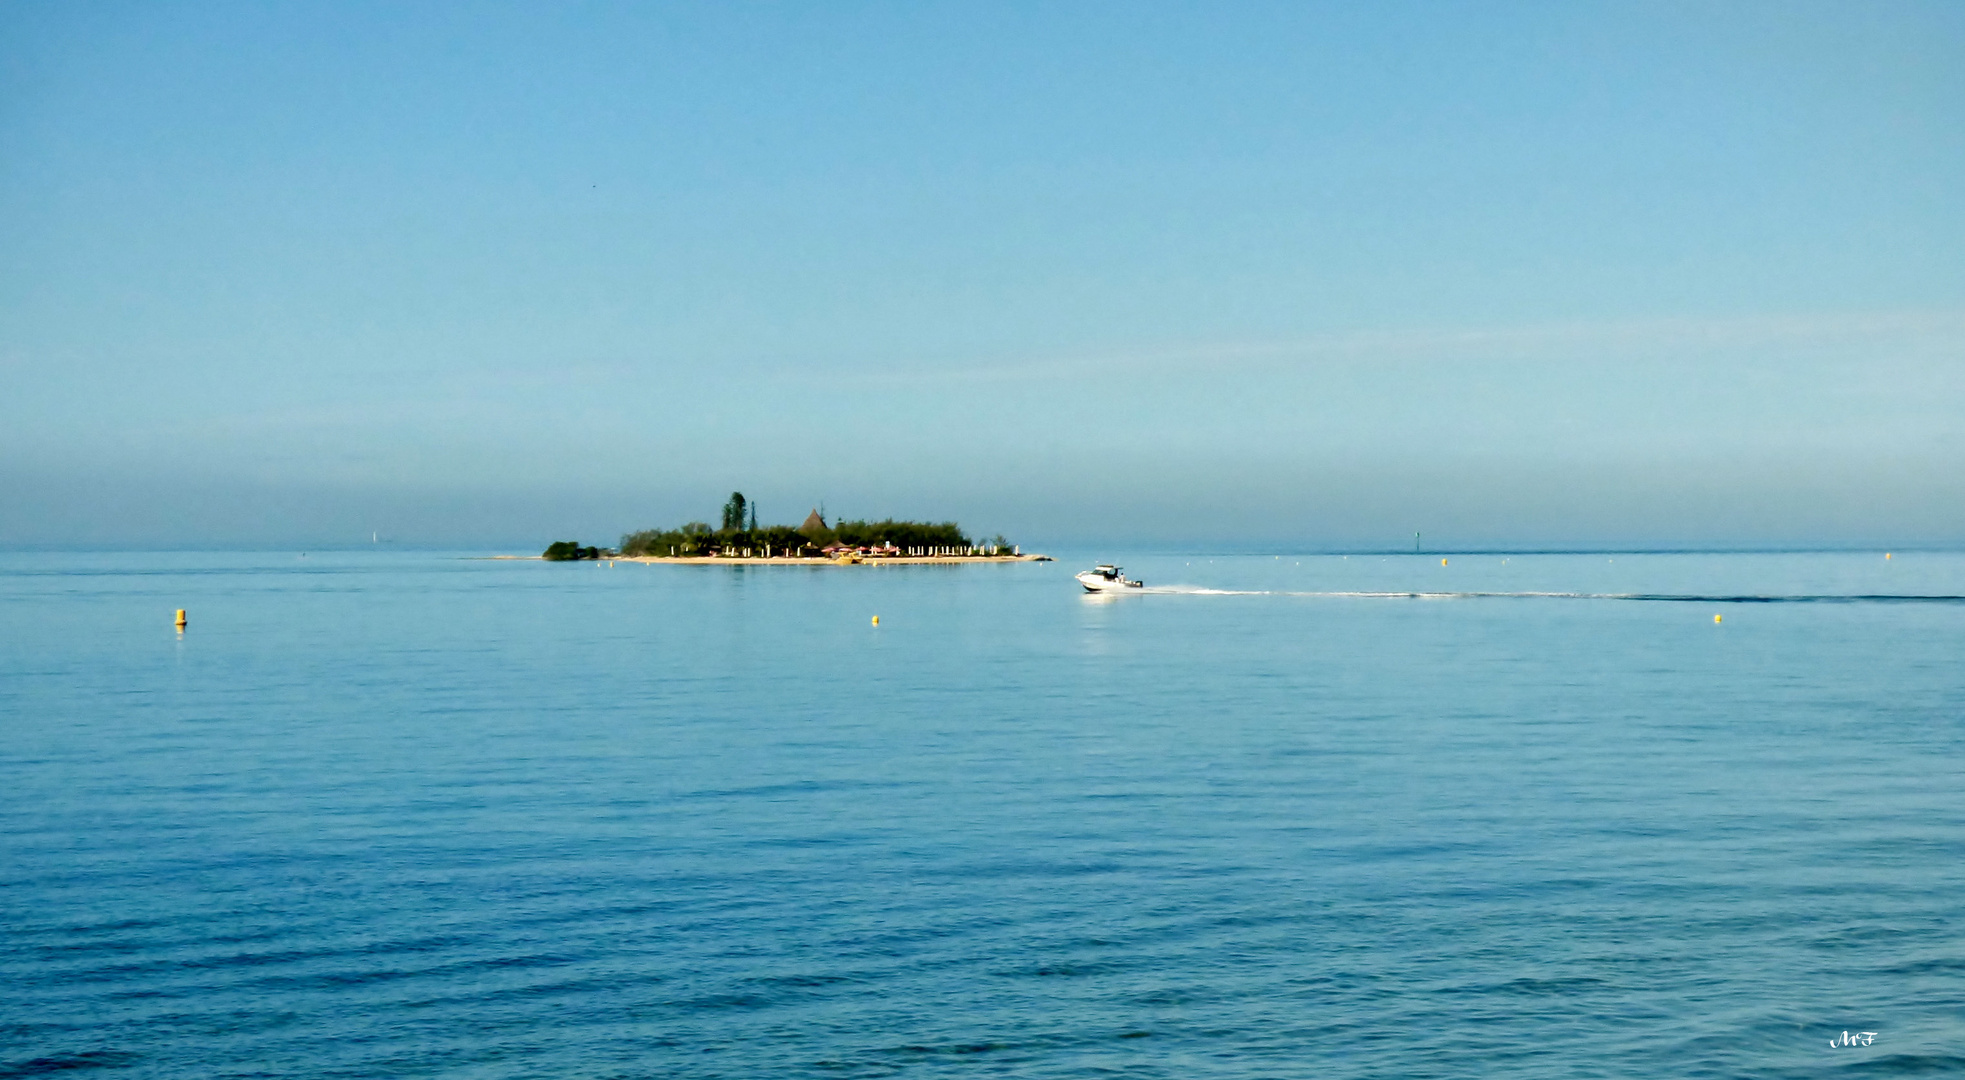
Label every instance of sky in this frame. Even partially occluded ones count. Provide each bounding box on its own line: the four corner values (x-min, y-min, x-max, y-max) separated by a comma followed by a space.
3, 1, 1962, 550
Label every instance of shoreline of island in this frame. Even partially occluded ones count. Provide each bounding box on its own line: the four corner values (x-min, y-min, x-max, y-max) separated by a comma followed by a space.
489, 553, 1053, 564
630, 553, 1051, 565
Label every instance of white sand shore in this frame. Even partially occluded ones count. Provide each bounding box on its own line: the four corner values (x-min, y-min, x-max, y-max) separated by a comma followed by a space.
615, 554, 1052, 565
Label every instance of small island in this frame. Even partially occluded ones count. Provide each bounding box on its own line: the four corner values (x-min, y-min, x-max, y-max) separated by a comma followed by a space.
543, 493, 1049, 564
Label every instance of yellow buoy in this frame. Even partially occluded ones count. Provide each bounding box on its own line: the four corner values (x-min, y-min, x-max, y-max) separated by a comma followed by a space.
1885, 552, 1892, 560
1714, 614, 1722, 623
1441, 558, 1448, 566
871, 615, 879, 626
174, 609, 187, 629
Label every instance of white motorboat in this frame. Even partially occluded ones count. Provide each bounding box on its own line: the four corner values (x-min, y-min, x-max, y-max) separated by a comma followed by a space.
1075, 564, 1143, 592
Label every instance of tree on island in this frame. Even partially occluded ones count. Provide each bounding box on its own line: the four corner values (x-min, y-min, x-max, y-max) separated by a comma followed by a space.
617, 498, 1005, 558
828, 519, 970, 550
542, 541, 603, 561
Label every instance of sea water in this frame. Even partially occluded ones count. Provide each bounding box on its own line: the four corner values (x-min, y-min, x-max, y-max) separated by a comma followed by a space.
2, 550, 1961, 1078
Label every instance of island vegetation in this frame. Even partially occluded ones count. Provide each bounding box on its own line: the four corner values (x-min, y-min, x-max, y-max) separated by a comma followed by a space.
606, 492, 1014, 559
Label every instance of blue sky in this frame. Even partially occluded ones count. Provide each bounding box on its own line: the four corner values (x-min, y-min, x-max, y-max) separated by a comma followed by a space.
3, 1, 1961, 548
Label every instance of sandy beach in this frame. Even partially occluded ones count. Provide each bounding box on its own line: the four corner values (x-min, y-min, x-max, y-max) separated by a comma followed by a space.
614, 554, 1052, 566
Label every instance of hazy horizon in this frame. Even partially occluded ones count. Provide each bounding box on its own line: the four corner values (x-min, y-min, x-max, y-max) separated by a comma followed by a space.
5, 3, 1962, 550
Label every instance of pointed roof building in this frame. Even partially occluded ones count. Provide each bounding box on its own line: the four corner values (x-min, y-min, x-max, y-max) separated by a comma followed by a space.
799, 508, 827, 536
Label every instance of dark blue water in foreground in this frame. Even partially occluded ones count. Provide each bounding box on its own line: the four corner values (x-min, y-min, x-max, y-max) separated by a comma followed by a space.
3, 550, 1961, 1078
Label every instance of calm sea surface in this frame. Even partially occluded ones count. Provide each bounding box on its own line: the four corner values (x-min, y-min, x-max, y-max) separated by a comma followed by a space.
3, 550, 1961, 1078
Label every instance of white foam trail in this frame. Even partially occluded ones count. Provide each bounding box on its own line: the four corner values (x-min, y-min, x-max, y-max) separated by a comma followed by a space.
1138, 586, 1568, 598
1123, 588, 1965, 603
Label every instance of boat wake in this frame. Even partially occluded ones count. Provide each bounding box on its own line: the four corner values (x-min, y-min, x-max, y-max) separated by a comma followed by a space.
1128, 586, 1965, 604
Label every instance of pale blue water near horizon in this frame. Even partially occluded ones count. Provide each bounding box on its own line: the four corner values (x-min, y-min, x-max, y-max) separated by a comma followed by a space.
3, 550, 1961, 1078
